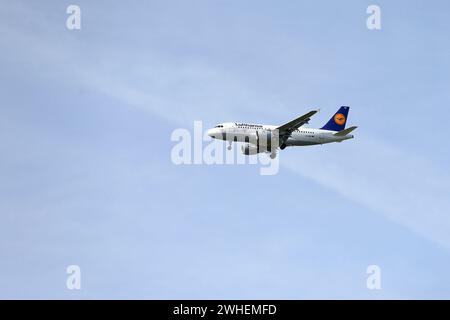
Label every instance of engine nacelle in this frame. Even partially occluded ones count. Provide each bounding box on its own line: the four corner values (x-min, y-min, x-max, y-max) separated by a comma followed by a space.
256, 130, 279, 149
241, 144, 262, 155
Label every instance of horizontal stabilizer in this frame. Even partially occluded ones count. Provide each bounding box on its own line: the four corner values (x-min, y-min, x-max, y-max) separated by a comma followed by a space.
334, 126, 358, 136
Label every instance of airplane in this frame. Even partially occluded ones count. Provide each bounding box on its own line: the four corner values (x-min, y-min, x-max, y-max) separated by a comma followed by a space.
206, 106, 357, 159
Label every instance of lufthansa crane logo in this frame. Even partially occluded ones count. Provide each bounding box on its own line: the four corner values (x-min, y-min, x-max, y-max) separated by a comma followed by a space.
334, 113, 346, 125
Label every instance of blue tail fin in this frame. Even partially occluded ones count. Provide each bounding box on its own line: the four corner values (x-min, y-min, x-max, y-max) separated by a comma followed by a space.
321, 106, 350, 131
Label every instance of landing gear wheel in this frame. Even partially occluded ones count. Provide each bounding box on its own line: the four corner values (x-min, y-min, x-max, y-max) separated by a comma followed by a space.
280, 144, 286, 150
227, 141, 232, 150
270, 152, 277, 159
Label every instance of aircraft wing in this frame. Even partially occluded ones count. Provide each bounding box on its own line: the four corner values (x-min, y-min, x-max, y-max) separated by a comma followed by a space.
276, 110, 319, 135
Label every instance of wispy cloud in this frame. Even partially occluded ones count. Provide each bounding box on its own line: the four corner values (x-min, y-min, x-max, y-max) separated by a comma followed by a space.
3, 1, 450, 252
282, 136, 450, 249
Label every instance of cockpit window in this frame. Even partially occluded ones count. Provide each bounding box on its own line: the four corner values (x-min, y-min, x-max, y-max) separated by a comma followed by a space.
215, 125, 224, 128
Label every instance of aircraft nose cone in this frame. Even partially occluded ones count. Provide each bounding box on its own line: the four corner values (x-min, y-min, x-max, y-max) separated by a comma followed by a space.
207, 129, 216, 138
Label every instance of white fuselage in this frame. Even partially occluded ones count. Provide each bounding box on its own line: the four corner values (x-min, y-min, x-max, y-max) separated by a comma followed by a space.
207, 122, 354, 147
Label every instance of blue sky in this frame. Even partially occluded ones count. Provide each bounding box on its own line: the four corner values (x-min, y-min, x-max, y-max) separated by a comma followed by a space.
1, 0, 450, 299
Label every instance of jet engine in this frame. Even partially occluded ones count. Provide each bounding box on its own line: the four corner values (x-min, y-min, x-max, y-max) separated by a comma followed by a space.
241, 144, 262, 155
255, 130, 279, 150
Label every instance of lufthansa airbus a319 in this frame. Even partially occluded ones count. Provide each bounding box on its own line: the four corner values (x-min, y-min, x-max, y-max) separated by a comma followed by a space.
207, 106, 357, 159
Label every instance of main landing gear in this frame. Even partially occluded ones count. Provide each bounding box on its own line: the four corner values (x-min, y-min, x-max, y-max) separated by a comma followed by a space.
227, 141, 232, 150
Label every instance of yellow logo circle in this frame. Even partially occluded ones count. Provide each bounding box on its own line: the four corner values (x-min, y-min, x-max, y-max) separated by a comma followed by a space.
334, 113, 346, 125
